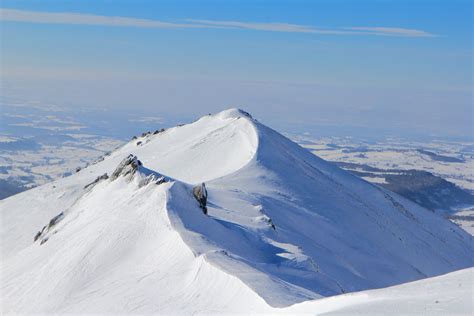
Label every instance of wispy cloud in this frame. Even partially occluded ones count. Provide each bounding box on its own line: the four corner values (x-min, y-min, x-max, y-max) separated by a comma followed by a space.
187, 19, 436, 37
0, 8, 192, 28
344, 26, 436, 37
185, 19, 353, 35
0, 8, 436, 37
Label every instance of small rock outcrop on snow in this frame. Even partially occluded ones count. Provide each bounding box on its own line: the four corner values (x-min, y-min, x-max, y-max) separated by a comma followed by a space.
138, 173, 168, 188
255, 205, 276, 230
110, 154, 142, 181
153, 128, 166, 135
110, 154, 170, 188
33, 211, 64, 245
193, 183, 208, 214
84, 173, 109, 189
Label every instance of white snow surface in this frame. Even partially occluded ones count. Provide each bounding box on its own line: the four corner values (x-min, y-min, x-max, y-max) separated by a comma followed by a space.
1, 108, 473, 314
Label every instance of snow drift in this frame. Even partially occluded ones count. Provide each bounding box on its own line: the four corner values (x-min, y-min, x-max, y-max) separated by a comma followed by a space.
1, 108, 472, 313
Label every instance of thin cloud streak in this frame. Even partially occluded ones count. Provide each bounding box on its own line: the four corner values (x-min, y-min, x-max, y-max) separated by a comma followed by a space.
0, 8, 194, 28
0, 8, 436, 37
191, 19, 436, 37
186, 19, 354, 35
344, 26, 436, 37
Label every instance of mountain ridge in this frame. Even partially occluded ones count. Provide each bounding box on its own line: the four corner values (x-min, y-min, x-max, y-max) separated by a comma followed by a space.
1, 108, 472, 313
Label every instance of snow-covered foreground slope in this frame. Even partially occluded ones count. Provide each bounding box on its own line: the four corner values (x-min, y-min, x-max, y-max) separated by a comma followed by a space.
289, 267, 474, 315
1, 109, 472, 313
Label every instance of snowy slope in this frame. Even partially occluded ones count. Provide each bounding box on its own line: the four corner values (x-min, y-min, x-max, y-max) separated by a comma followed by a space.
1, 108, 472, 313
289, 267, 474, 315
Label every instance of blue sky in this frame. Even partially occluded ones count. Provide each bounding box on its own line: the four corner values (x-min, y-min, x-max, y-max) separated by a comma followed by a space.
1, 0, 472, 139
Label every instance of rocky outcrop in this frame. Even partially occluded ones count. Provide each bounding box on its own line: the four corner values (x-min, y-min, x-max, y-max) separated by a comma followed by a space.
110, 154, 169, 187
48, 212, 64, 228
193, 183, 208, 214
262, 215, 276, 230
239, 109, 252, 118
84, 173, 109, 189
153, 128, 166, 135
34, 211, 64, 244
34, 227, 45, 242
110, 155, 142, 181
35, 156, 170, 245
255, 205, 276, 230
138, 174, 168, 188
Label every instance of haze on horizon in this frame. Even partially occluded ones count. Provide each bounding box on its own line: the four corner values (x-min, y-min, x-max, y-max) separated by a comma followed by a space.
1, 0, 472, 140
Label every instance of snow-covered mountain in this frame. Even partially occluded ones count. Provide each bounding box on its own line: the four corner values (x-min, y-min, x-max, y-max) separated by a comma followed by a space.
1, 109, 472, 313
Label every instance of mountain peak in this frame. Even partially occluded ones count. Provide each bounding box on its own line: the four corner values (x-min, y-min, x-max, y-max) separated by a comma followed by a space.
1, 108, 472, 313
214, 108, 253, 120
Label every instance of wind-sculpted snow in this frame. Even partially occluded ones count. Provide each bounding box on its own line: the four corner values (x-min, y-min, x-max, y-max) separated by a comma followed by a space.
1, 168, 272, 313
126, 108, 259, 183
0, 109, 257, 257
163, 113, 473, 306
1, 108, 472, 313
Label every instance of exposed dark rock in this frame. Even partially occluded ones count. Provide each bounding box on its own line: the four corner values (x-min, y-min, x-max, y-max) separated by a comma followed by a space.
75, 167, 81, 173
110, 154, 168, 187
84, 173, 109, 189
110, 155, 142, 181
34, 212, 63, 244
193, 183, 208, 214
267, 218, 276, 230
261, 216, 276, 230
138, 174, 168, 188
132, 136, 137, 140
136, 141, 142, 146
239, 110, 252, 118
48, 212, 64, 229
153, 128, 166, 135
155, 176, 167, 185
257, 206, 276, 230
34, 230, 42, 242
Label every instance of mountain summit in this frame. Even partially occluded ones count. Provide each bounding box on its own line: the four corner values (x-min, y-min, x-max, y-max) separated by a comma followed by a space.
1, 108, 472, 313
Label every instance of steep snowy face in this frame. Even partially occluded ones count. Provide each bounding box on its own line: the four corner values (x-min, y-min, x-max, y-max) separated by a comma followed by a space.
166, 115, 473, 305
1, 108, 473, 313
